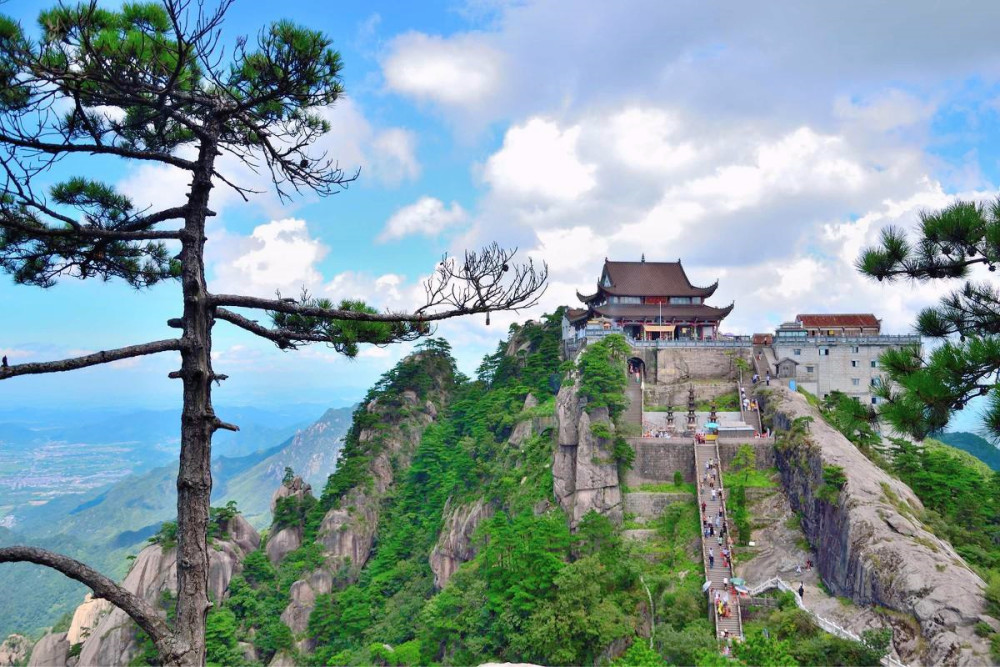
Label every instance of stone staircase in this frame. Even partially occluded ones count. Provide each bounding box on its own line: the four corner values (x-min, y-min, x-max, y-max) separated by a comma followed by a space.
694, 442, 743, 640
623, 380, 642, 429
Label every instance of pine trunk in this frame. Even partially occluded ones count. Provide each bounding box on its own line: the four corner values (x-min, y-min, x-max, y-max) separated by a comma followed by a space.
173, 132, 219, 666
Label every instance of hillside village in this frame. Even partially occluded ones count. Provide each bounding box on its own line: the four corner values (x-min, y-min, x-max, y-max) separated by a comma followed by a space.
2, 257, 997, 667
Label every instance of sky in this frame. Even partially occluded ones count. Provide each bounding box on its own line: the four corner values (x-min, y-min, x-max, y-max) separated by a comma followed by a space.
2, 0, 1000, 431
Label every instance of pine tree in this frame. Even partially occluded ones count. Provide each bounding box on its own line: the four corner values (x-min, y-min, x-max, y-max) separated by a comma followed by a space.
857, 199, 1000, 440
0, 2, 546, 664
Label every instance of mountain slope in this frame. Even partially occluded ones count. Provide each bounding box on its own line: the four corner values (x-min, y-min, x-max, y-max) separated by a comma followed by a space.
0, 406, 352, 639
933, 431, 1000, 470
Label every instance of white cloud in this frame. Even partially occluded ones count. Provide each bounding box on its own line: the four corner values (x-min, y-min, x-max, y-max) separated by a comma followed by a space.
482, 118, 596, 202
211, 219, 327, 297
370, 128, 421, 185
382, 32, 504, 107
379, 197, 467, 242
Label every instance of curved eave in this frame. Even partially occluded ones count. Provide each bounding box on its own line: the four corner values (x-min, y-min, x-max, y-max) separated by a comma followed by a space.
693, 280, 719, 298
576, 288, 602, 304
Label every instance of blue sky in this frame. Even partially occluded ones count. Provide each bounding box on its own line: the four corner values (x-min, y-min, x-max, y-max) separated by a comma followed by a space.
2, 0, 1000, 433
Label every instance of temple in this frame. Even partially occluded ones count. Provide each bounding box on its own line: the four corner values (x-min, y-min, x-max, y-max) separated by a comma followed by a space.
564, 257, 734, 342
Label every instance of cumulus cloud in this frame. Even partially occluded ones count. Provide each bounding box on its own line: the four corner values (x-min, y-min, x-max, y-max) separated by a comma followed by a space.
379, 197, 467, 242
382, 32, 504, 108
482, 118, 596, 202
370, 128, 421, 185
211, 219, 327, 297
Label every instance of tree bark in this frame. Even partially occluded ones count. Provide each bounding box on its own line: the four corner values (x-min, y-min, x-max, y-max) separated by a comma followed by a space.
173, 125, 220, 666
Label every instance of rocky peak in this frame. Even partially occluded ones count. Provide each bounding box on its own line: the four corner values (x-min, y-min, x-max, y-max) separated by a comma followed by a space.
762, 386, 993, 665
27, 514, 260, 667
552, 374, 623, 528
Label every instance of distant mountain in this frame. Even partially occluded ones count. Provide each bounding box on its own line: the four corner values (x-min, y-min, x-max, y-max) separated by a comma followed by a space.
0, 404, 353, 639
933, 431, 1000, 471
222, 407, 355, 526
0, 405, 323, 521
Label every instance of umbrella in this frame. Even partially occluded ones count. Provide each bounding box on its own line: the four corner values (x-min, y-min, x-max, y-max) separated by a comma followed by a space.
704, 422, 719, 429
730, 577, 746, 586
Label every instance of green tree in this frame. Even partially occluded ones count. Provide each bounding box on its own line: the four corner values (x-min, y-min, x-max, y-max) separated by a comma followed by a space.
732, 630, 798, 666
0, 2, 546, 664
857, 200, 1000, 439
731, 443, 756, 486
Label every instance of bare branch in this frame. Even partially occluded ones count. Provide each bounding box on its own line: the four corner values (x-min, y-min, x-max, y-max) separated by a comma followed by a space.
0, 339, 183, 379
0, 546, 179, 655
212, 245, 548, 324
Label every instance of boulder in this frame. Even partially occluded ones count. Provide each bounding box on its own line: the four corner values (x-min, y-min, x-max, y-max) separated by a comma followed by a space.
430, 498, 493, 589
280, 570, 333, 635
27, 632, 68, 667
72, 519, 260, 666
269, 651, 298, 667
0, 634, 30, 667
266, 526, 302, 566
763, 386, 993, 666
67, 594, 111, 645
270, 475, 313, 513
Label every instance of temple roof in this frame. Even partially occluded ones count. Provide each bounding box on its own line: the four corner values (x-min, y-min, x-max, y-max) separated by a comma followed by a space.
565, 308, 589, 324
592, 302, 734, 320
796, 313, 880, 328
599, 260, 719, 298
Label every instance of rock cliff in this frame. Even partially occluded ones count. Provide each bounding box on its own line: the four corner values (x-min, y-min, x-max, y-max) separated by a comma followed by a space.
0, 634, 29, 666
762, 386, 993, 666
553, 375, 623, 528
315, 389, 440, 580
27, 515, 259, 667
429, 497, 493, 589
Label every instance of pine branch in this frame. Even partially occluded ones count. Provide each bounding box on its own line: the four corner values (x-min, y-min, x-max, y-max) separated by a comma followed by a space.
0, 339, 183, 379
0, 546, 181, 657
215, 307, 337, 349
0, 131, 197, 170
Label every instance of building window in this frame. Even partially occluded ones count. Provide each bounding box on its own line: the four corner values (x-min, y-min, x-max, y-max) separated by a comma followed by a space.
819, 348, 829, 356
692, 297, 702, 304
870, 360, 877, 368
870, 377, 878, 386
805, 365, 814, 373
851, 378, 860, 386
669, 297, 692, 304
853, 396, 861, 403
793, 349, 801, 356
871, 397, 878, 405
851, 360, 859, 367
852, 346, 860, 353
615, 296, 641, 304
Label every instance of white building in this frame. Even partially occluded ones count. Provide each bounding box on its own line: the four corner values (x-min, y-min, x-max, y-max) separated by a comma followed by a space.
768, 315, 920, 405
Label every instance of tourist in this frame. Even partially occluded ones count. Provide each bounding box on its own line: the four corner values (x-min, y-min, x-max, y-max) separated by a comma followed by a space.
701, 501, 707, 513
798, 582, 805, 598
765, 372, 770, 386
806, 559, 813, 570
709, 554, 715, 569
796, 564, 802, 575
743, 397, 750, 411
711, 488, 717, 501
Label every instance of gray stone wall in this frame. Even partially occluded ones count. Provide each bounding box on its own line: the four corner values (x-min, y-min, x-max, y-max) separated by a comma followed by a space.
624, 491, 692, 517
652, 347, 750, 384
718, 440, 776, 469
625, 439, 696, 485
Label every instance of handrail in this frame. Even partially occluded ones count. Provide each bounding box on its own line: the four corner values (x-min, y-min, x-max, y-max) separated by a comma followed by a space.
746, 578, 906, 667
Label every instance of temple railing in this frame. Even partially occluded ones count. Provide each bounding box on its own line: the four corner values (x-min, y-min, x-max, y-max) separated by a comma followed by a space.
773, 334, 921, 346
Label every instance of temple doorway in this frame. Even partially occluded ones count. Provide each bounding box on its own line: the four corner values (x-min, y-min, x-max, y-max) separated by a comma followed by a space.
627, 357, 646, 383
